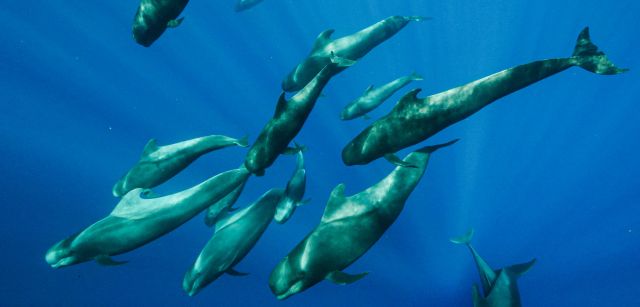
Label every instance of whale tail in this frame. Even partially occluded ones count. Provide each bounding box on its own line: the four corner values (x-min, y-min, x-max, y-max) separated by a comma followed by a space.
416, 138, 460, 154
450, 228, 474, 245
572, 27, 628, 75
236, 135, 249, 147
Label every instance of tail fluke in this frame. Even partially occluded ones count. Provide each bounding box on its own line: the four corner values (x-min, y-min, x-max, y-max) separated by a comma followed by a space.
572, 27, 628, 75
417, 138, 460, 154
450, 228, 474, 245
236, 135, 249, 147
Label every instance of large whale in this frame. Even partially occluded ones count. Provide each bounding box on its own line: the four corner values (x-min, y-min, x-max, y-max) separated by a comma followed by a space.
132, 0, 189, 47
274, 150, 308, 224
112, 134, 247, 197
342, 27, 628, 166
269, 140, 457, 300
282, 16, 425, 92
235, 0, 264, 12
45, 167, 250, 268
183, 189, 285, 296
451, 229, 536, 307
341, 72, 423, 120
245, 57, 352, 176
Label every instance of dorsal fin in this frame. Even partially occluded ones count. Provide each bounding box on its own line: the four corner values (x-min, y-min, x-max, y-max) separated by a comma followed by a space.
397, 88, 422, 107
312, 29, 335, 52
321, 184, 346, 222
110, 189, 148, 219
274, 92, 288, 117
142, 139, 158, 156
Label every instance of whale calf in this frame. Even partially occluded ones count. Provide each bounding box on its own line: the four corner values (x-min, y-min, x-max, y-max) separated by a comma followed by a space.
203, 179, 247, 227
274, 150, 308, 224
282, 16, 425, 92
269, 140, 457, 300
45, 167, 250, 268
245, 56, 352, 176
112, 134, 247, 197
132, 0, 189, 47
235, 0, 264, 12
451, 229, 536, 307
183, 189, 285, 296
342, 27, 628, 166
341, 72, 423, 120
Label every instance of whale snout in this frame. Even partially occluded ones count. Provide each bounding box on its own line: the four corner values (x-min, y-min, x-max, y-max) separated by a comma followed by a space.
269, 258, 306, 300
182, 270, 204, 297
45, 241, 75, 269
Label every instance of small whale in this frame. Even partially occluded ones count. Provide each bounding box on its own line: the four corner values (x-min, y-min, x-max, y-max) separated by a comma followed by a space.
342, 27, 628, 166
245, 55, 353, 176
451, 229, 536, 307
269, 140, 457, 300
203, 179, 247, 227
274, 150, 308, 224
112, 134, 248, 197
235, 0, 264, 12
132, 0, 190, 47
45, 167, 250, 268
341, 72, 423, 120
183, 189, 285, 296
282, 16, 426, 92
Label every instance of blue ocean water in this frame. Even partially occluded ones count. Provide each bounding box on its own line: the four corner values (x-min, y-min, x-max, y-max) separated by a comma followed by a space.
1, 0, 639, 306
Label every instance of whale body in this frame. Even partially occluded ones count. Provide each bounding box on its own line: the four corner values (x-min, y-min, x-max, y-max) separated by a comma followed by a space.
342, 27, 628, 166
132, 0, 189, 47
45, 167, 250, 268
282, 16, 425, 92
112, 134, 247, 197
269, 140, 457, 300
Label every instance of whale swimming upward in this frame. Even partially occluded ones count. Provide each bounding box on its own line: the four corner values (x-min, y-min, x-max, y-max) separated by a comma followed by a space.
342, 27, 628, 166
269, 140, 457, 300
45, 167, 250, 268
282, 15, 426, 92
451, 229, 536, 307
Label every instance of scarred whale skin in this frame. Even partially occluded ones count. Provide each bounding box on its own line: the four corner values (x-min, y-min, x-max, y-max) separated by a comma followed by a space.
244, 61, 347, 176
183, 189, 284, 296
113, 134, 247, 197
45, 167, 250, 268
282, 16, 425, 92
451, 229, 536, 307
268, 140, 457, 300
342, 27, 628, 166
132, 0, 189, 47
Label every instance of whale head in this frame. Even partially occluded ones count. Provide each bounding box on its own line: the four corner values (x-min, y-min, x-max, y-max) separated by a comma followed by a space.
269, 256, 310, 300
183, 269, 207, 297
45, 237, 80, 269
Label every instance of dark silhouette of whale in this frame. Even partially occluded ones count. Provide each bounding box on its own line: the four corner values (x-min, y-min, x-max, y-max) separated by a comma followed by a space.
235, 0, 263, 12
132, 0, 189, 47
269, 140, 457, 300
451, 229, 536, 307
282, 16, 425, 92
342, 27, 628, 166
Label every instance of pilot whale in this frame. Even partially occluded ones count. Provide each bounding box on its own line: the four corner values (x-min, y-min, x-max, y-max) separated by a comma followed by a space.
282, 16, 425, 92
235, 0, 263, 12
45, 167, 250, 268
451, 229, 536, 307
245, 56, 352, 176
203, 179, 247, 227
274, 150, 308, 224
132, 0, 189, 47
342, 27, 628, 166
341, 72, 423, 120
112, 134, 247, 197
183, 189, 285, 296
269, 140, 457, 300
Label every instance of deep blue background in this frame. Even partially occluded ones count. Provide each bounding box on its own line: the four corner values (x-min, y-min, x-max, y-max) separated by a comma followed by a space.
1, 1, 639, 306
